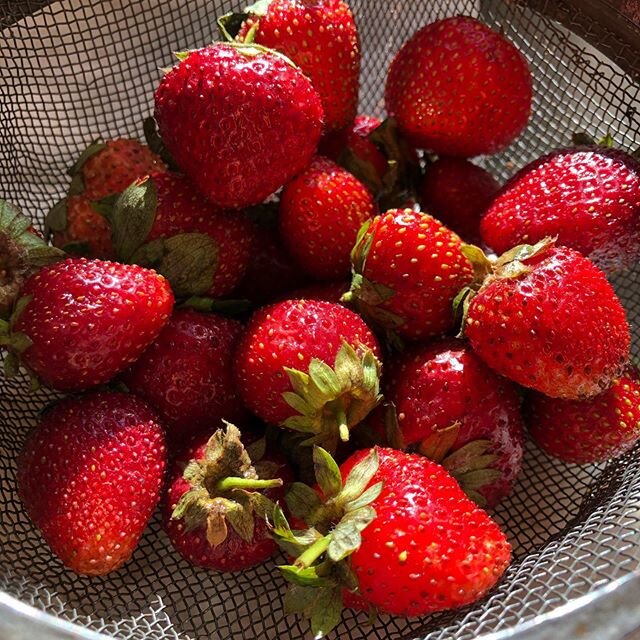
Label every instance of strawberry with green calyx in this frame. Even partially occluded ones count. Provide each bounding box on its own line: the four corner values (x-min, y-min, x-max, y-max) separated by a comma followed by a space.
458, 238, 630, 399
164, 422, 292, 571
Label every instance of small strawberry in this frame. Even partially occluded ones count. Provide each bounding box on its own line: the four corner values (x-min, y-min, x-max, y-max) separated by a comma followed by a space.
234, 299, 382, 452
226, 0, 360, 132
154, 43, 324, 208
385, 16, 532, 157
461, 240, 630, 399
110, 171, 256, 298
272, 446, 511, 636
121, 309, 245, 447
480, 147, 640, 273
343, 209, 474, 341
165, 422, 292, 571
2, 258, 173, 391
421, 157, 500, 243
280, 156, 376, 281
384, 340, 524, 507
18, 391, 167, 576
527, 366, 640, 464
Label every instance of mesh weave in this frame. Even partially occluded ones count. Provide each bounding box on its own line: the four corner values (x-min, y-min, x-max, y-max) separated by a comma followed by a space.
1, 1, 640, 638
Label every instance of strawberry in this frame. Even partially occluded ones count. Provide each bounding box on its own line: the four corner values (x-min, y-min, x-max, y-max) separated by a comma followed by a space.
461, 240, 630, 399
285, 281, 349, 304
421, 157, 500, 243
110, 172, 256, 298
154, 43, 324, 208
272, 446, 511, 636
18, 391, 167, 576
234, 299, 382, 452
280, 156, 376, 280
226, 0, 360, 132
164, 422, 292, 571
121, 309, 245, 447
527, 366, 640, 464
384, 340, 524, 507
480, 147, 640, 273
385, 16, 532, 157
343, 209, 474, 341
1, 258, 173, 391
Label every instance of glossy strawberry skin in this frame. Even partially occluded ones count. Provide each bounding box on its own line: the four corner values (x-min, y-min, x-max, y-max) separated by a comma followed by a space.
341, 447, 511, 616
18, 391, 167, 576
280, 156, 376, 280
234, 299, 381, 424
385, 16, 531, 157
466, 246, 630, 399
154, 44, 324, 208
14, 258, 174, 391
386, 340, 524, 507
527, 367, 640, 464
480, 147, 640, 273
421, 157, 500, 243
121, 309, 245, 448
240, 0, 360, 132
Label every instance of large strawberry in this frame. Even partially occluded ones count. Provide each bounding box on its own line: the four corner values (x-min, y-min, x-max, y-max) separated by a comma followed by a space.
154, 43, 324, 208
223, 0, 360, 132
121, 309, 245, 447
480, 147, 640, 273
280, 156, 376, 281
527, 366, 640, 464
165, 422, 292, 571
272, 446, 511, 636
18, 391, 167, 576
343, 209, 474, 341
1, 258, 173, 391
461, 240, 630, 399
234, 299, 382, 452
385, 16, 532, 157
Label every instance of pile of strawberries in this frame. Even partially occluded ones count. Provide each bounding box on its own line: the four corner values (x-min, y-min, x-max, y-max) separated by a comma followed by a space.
2, 2, 640, 637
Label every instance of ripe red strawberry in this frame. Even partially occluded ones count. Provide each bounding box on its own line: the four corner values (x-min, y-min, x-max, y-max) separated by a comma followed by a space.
18, 391, 167, 576
230, 0, 360, 132
384, 340, 524, 507
111, 172, 255, 298
421, 157, 500, 243
2, 258, 173, 391
164, 422, 293, 571
463, 240, 630, 399
273, 446, 511, 635
121, 309, 245, 447
385, 16, 532, 157
480, 147, 640, 273
343, 208, 474, 341
234, 299, 382, 452
154, 44, 323, 208
280, 156, 376, 280
527, 366, 640, 464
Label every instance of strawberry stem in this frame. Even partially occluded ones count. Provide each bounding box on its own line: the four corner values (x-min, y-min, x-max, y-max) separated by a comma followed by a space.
295, 534, 332, 569
215, 476, 283, 493
335, 405, 349, 443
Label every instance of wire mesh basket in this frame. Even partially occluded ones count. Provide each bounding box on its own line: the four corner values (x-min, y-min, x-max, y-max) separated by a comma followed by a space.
1, 0, 640, 638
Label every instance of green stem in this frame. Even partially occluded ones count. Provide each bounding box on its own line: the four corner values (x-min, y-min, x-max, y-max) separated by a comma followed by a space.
215, 476, 283, 493
335, 405, 350, 443
295, 534, 332, 569
340, 290, 353, 304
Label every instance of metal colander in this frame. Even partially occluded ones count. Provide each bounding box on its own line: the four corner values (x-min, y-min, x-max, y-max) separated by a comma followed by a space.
1, 1, 640, 638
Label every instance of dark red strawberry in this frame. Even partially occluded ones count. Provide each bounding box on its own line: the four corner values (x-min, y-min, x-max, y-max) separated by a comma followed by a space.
234, 299, 382, 452
462, 240, 630, 399
164, 422, 292, 571
285, 281, 349, 304
280, 156, 376, 280
384, 340, 524, 507
229, 0, 360, 132
18, 391, 166, 576
421, 157, 500, 243
527, 366, 640, 464
343, 208, 474, 341
272, 446, 511, 635
154, 43, 323, 208
480, 147, 640, 273
385, 16, 532, 157
2, 258, 173, 391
